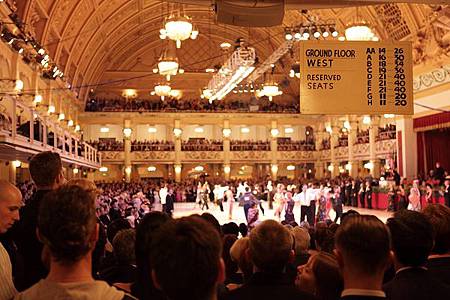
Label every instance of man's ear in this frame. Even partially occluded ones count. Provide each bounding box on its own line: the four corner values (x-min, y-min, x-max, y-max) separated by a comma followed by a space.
151, 269, 162, 290
217, 258, 226, 284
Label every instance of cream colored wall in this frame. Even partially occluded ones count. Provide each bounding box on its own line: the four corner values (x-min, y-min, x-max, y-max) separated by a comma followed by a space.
84, 124, 123, 141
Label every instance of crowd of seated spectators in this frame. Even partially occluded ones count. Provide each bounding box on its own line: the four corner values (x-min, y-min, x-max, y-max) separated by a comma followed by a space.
377, 124, 397, 141
132, 140, 174, 152
277, 140, 315, 151
3, 152, 450, 300
181, 139, 223, 151
321, 138, 331, 150
85, 98, 300, 113
230, 140, 270, 151
90, 139, 124, 151
356, 129, 370, 144
337, 135, 349, 147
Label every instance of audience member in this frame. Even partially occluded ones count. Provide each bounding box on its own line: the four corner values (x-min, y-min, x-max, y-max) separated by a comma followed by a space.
131, 212, 170, 300
296, 252, 343, 300
150, 216, 224, 300
12, 151, 65, 290
0, 180, 23, 300
384, 210, 450, 300
224, 220, 316, 300
14, 185, 134, 300
422, 204, 450, 285
335, 215, 390, 299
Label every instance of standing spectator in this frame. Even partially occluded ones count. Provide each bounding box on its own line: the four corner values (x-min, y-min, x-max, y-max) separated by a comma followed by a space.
0, 180, 23, 300
384, 210, 450, 300
332, 186, 343, 223
165, 189, 175, 217
393, 169, 401, 187
444, 177, 450, 207
12, 151, 65, 290
14, 185, 132, 300
434, 162, 446, 185
159, 184, 168, 213
365, 181, 373, 209
150, 216, 225, 300
224, 220, 316, 300
422, 204, 450, 286
335, 215, 390, 299
359, 182, 366, 208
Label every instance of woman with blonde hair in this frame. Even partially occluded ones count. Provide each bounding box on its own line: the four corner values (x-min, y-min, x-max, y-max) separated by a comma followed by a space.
408, 179, 421, 212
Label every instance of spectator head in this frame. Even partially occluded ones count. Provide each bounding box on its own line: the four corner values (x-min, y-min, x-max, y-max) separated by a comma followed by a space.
201, 213, 222, 236
38, 185, 98, 264
133, 212, 170, 299
66, 178, 99, 194
422, 204, 450, 255
341, 209, 360, 224
112, 228, 136, 265
151, 216, 224, 300
223, 234, 238, 281
296, 252, 343, 300
29, 151, 64, 189
230, 237, 253, 282
107, 218, 132, 244
335, 215, 390, 278
387, 210, 433, 268
245, 187, 250, 192
292, 226, 311, 254
315, 223, 338, 253
239, 223, 248, 237
222, 222, 239, 236
0, 180, 23, 233
249, 220, 294, 273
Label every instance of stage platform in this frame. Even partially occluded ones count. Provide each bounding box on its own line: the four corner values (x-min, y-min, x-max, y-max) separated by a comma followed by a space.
155, 202, 393, 225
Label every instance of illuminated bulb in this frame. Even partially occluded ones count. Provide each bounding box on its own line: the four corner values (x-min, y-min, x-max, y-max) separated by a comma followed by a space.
123, 128, 132, 137
15, 80, 24, 92
364, 162, 374, 169
328, 165, 334, 172
224, 165, 231, 174
270, 128, 279, 137
241, 127, 250, 133
287, 165, 296, 171
326, 126, 332, 133
73, 168, 79, 174
222, 128, 231, 138
173, 128, 182, 137
363, 116, 371, 125
100, 127, 110, 133
384, 114, 395, 119
67, 120, 74, 127
125, 166, 132, 175
194, 126, 204, 133
99, 166, 108, 172
284, 127, 294, 134
75, 125, 81, 132
148, 166, 157, 172
174, 165, 182, 173
345, 163, 352, 171
48, 105, 55, 114
34, 94, 42, 104
343, 120, 351, 130
271, 164, 278, 173
58, 113, 65, 121
148, 126, 157, 133
194, 166, 204, 172
12, 160, 21, 168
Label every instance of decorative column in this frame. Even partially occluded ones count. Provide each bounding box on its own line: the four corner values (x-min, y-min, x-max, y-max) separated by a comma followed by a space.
314, 124, 324, 179
223, 119, 231, 180
270, 120, 279, 179
369, 116, 381, 178
348, 117, 359, 178
396, 116, 417, 180
330, 122, 339, 177
123, 119, 132, 182
173, 119, 182, 182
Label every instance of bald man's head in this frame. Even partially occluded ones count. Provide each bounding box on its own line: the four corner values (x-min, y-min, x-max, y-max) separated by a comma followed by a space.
0, 180, 23, 233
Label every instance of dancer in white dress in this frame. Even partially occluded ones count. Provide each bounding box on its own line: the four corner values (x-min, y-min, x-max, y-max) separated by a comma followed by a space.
273, 184, 285, 221
225, 187, 234, 220
408, 180, 421, 212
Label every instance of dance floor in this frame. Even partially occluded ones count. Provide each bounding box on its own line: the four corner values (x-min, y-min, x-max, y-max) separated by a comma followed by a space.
160, 202, 393, 225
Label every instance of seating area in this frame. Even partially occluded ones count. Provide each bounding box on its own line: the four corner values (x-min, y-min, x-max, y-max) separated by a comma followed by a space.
230, 140, 271, 151
181, 139, 223, 151
132, 140, 175, 152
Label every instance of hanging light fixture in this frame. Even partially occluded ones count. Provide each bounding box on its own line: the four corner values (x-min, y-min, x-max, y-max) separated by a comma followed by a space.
159, 4, 198, 48
257, 72, 282, 101
154, 83, 172, 101
156, 42, 179, 81
345, 7, 378, 41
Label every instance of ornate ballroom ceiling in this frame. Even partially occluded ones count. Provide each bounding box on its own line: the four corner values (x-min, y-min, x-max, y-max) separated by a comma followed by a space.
12, 0, 450, 103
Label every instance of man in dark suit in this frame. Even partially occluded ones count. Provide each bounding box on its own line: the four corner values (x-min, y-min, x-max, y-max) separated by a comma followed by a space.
164, 188, 175, 217
335, 215, 390, 299
11, 151, 65, 290
223, 220, 316, 300
239, 187, 257, 223
384, 210, 450, 300
422, 204, 450, 286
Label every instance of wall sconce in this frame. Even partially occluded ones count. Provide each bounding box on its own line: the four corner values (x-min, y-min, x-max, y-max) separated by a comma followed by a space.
224, 165, 231, 174
173, 128, 182, 137
174, 165, 182, 173
222, 128, 231, 138
123, 128, 132, 138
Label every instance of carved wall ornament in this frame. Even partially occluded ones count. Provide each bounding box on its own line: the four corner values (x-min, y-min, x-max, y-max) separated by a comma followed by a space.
413, 65, 450, 92
183, 151, 222, 160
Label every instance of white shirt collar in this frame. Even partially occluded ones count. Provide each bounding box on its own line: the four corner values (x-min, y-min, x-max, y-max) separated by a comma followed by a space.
341, 289, 386, 298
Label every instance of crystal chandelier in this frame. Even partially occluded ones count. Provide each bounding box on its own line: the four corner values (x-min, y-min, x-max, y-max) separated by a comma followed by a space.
153, 83, 172, 101
256, 72, 282, 101
345, 8, 378, 41
159, 5, 198, 48
154, 42, 180, 81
